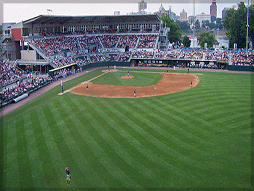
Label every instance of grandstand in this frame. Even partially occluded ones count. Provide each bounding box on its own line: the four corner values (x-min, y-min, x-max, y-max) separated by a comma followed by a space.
1, 14, 253, 73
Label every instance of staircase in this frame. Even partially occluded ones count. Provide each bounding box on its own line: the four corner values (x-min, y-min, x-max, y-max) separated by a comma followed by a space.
0, 35, 4, 61
27, 41, 58, 69
27, 42, 48, 60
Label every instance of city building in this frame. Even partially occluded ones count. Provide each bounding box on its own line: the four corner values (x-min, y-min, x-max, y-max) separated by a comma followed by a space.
196, 13, 211, 25
180, 9, 188, 22
114, 11, 120, 16
222, 7, 230, 20
210, 0, 217, 23
188, 15, 195, 25
154, 4, 179, 21
138, 0, 147, 15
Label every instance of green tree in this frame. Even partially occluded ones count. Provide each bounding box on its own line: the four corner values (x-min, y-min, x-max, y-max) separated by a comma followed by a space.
198, 31, 218, 48
216, 18, 222, 25
176, 20, 190, 31
223, 2, 254, 48
161, 13, 182, 45
195, 19, 201, 29
249, 5, 254, 48
183, 36, 191, 47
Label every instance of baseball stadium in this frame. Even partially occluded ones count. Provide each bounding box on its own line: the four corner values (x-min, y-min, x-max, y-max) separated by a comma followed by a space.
0, 13, 253, 190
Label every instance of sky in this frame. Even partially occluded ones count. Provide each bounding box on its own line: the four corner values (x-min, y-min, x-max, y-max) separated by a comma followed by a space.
3, 2, 240, 23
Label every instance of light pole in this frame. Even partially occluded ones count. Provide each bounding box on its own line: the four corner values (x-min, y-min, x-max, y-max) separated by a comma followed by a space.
193, 0, 195, 48
246, 0, 249, 56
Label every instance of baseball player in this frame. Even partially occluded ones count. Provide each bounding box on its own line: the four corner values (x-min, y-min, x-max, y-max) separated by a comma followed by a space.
66, 171, 71, 185
86, 84, 89, 92
191, 81, 192, 88
61, 80, 63, 93
166, 70, 168, 75
134, 89, 136, 97
128, 71, 129, 77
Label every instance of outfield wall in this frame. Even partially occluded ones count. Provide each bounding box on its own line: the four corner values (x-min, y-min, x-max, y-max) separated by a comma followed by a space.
228, 65, 254, 72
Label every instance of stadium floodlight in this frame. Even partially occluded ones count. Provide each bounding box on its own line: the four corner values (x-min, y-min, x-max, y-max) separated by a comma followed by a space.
246, 0, 249, 56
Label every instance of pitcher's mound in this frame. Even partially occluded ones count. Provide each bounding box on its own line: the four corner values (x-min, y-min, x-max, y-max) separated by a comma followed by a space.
121, 76, 134, 79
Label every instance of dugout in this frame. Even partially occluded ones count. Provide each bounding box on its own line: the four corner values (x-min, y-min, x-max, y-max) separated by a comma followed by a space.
131, 59, 189, 67
48, 63, 79, 77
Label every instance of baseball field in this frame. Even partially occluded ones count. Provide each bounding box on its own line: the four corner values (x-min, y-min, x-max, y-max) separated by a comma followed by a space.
1, 68, 252, 190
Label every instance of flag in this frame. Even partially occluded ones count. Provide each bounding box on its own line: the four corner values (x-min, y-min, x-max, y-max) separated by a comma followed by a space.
47, 9, 53, 12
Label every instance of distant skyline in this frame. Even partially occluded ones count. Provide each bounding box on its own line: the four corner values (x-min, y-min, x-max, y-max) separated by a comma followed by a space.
3, 2, 241, 23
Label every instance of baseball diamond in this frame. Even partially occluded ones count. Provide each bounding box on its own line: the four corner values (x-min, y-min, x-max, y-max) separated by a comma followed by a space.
67, 71, 199, 98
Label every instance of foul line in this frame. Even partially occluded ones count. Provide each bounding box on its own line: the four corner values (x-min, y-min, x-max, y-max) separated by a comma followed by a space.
58, 70, 109, 95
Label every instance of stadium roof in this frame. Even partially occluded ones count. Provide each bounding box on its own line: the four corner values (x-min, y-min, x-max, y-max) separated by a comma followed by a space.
22, 14, 161, 25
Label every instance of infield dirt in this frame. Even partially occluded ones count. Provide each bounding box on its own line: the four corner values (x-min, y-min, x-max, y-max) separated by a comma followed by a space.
68, 72, 199, 98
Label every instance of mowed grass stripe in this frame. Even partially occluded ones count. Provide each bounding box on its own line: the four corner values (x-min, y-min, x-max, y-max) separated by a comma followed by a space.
149, 97, 247, 153
104, 98, 200, 185
86, 97, 174, 188
136, 98, 250, 186
16, 117, 34, 188
51, 98, 108, 188
23, 114, 46, 188
111, 99, 213, 184
36, 106, 68, 187
147, 97, 222, 140
135, 99, 215, 163
30, 110, 59, 188
203, 106, 251, 120
151, 97, 247, 149
149, 98, 251, 187
65, 95, 143, 189
41, 103, 97, 187
61, 94, 133, 188
5, 121, 20, 188
92, 97, 212, 187
88, 97, 180, 186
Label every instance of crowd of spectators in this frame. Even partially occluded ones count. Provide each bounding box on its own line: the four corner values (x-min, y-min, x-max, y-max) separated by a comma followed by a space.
154, 51, 178, 59
178, 50, 204, 60
203, 51, 229, 61
118, 51, 132, 62
52, 54, 89, 67
0, 60, 25, 87
137, 34, 158, 48
132, 50, 154, 59
231, 51, 253, 65
1, 74, 51, 103
99, 35, 119, 48
117, 35, 139, 48
29, 34, 253, 67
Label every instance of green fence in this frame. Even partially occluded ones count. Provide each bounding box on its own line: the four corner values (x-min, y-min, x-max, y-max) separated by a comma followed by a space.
228, 65, 254, 72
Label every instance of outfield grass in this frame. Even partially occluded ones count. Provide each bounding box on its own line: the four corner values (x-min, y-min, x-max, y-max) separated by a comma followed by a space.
1, 68, 252, 190
92, 71, 163, 87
